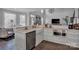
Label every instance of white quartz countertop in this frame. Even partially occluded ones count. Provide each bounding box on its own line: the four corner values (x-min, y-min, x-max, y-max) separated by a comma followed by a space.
15, 25, 79, 33
15, 27, 43, 33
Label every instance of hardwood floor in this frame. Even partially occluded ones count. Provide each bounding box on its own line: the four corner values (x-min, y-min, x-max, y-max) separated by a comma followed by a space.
33, 40, 79, 50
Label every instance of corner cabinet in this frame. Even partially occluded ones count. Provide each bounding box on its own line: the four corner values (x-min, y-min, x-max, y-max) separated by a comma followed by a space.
36, 28, 44, 46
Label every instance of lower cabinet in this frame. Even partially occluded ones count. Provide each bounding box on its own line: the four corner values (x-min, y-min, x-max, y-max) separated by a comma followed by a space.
44, 29, 54, 42
15, 32, 26, 50
44, 29, 79, 47
15, 28, 79, 50
36, 29, 44, 46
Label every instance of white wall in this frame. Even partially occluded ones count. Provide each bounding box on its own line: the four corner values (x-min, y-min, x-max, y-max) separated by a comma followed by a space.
0, 8, 4, 28
45, 8, 77, 24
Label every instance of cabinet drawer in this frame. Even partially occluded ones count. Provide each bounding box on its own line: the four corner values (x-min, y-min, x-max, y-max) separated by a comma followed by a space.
44, 31, 53, 36
67, 34, 79, 39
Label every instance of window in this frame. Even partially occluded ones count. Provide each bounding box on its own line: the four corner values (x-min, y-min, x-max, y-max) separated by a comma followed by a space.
20, 15, 26, 26
4, 12, 16, 28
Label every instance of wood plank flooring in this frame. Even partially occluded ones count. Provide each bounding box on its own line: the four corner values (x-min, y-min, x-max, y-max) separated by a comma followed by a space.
33, 40, 79, 50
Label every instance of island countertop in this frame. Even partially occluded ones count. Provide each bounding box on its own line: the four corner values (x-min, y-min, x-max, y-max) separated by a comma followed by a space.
14, 25, 44, 33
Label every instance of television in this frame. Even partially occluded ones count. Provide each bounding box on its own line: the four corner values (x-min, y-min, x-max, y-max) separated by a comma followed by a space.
51, 19, 60, 24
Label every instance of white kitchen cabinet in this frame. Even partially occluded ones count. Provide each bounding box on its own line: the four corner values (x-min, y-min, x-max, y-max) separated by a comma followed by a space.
44, 28, 61, 42
44, 28, 79, 48
44, 28, 53, 41
15, 32, 26, 50
36, 28, 44, 46
15, 26, 79, 49
66, 30, 79, 47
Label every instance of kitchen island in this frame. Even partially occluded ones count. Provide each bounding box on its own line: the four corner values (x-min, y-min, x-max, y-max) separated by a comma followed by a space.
15, 25, 44, 50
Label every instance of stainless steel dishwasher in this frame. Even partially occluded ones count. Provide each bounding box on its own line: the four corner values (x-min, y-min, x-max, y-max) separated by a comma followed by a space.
26, 31, 36, 50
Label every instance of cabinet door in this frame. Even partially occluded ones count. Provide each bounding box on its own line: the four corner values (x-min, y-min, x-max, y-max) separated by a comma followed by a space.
44, 29, 53, 41
36, 29, 44, 46
44, 29, 67, 44
26, 31, 36, 50
15, 32, 26, 50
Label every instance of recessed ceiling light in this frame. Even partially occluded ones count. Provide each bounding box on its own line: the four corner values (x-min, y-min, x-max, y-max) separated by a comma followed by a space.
41, 9, 44, 13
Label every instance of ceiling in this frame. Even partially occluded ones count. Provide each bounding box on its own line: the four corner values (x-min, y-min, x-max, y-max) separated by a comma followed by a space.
4, 8, 45, 13
3, 8, 75, 13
